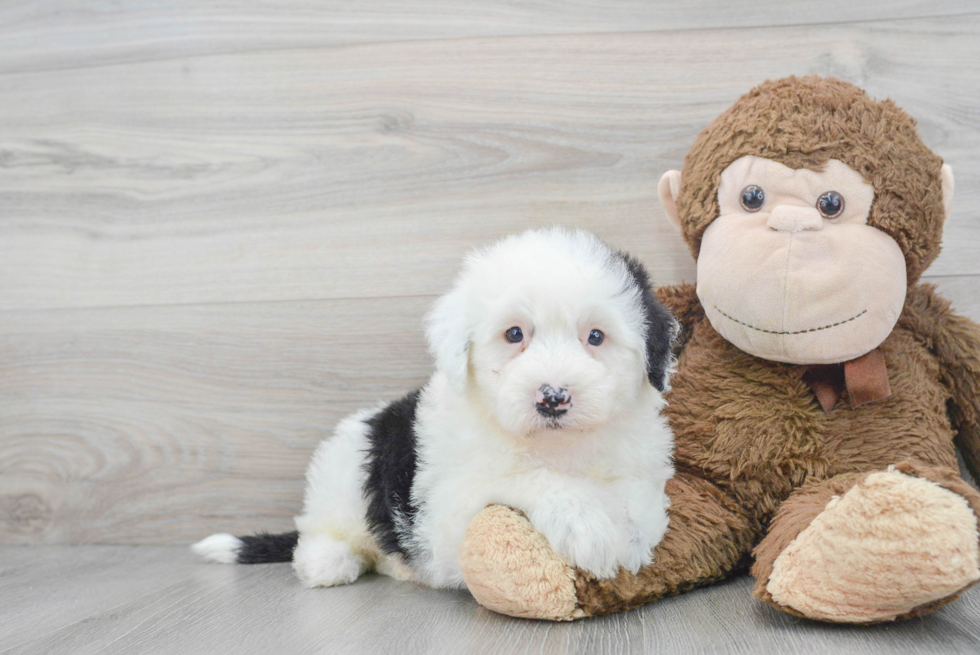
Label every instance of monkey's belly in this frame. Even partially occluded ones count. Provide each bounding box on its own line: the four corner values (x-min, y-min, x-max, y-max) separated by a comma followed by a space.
664, 320, 958, 521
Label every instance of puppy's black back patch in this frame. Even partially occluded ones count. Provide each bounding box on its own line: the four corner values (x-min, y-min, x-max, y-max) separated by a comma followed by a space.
363, 389, 422, 557
616, 252, 679, 392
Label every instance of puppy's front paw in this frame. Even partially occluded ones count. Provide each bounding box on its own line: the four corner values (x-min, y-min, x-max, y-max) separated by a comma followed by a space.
621, 526, 657, 574
530, 502, 625, 579
620, 505, 669, 574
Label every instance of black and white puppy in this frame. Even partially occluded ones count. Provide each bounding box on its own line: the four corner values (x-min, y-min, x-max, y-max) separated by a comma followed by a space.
194, 228, 677, 589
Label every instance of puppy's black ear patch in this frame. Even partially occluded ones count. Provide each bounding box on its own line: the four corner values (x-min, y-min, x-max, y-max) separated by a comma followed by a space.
616, 252, 679, 392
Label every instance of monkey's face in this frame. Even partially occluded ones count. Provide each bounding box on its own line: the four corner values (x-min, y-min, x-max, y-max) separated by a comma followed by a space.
695, 156, 907, 364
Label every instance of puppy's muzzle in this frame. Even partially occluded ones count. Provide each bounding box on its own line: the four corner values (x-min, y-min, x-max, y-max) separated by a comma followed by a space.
536, 385, 571, 418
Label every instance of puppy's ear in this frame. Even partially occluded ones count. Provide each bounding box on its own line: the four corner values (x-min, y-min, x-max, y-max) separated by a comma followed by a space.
617, 253, 679, 393
425, 284, 470, 390
642, 295, 680, 393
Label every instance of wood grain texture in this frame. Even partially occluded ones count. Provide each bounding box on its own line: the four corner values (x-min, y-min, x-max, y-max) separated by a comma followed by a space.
2, 546, 979, 655
0, 296, 432, 544
3, 13, 980, 311
2, 1, 980, 559
2, 2, 978, 75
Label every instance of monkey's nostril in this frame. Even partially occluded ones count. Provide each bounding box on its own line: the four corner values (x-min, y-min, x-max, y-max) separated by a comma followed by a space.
766, 205, 824, 233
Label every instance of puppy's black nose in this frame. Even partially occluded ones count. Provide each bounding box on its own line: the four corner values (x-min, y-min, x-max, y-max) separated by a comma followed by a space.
536, 385, 571, 417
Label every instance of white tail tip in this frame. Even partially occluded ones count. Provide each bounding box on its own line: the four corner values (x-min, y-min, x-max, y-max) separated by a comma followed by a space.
192, 533, 244, 564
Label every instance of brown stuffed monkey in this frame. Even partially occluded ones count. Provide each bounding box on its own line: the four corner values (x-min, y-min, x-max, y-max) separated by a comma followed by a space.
457, 76, 980, 623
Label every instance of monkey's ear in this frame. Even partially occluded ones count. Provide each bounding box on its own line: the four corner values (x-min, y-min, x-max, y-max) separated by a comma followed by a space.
941, 164, 955, 220
658, 170, 683, 231
425, 284, 470, 390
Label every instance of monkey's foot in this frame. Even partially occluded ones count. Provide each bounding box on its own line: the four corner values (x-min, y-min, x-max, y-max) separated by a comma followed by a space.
459, 505, 584, 620
765, 469, 980, 623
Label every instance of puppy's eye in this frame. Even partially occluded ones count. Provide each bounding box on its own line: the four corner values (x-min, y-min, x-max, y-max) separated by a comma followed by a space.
587, 329, 604, 346
504, 326, 523, 343
816, 191, 845, 218
740, 185, 765, 212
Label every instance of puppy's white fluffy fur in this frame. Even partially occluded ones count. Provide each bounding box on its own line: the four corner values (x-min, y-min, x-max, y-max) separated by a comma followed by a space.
198, 228, 675, 589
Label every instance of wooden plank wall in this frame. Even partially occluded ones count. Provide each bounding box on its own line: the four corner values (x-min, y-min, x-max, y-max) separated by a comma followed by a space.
2, 1, 979, 544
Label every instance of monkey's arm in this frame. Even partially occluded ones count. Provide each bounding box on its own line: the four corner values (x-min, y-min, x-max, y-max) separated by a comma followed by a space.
902, 284, 980, 483
655, 282, 702, 352
459, 472, 757, 619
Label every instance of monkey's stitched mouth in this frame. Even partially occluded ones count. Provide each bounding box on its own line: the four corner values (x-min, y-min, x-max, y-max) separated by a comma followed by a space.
713, 306, 868, 335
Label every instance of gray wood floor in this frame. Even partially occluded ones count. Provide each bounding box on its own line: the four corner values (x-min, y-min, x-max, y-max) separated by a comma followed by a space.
2, 546, 979, 655
4, 1, 980, 652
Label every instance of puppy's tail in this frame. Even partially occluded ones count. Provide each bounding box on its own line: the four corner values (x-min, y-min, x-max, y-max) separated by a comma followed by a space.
192, 531, 298, 564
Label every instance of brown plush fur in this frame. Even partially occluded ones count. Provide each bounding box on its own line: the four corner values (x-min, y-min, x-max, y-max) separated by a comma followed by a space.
458, 76, 980, 623
570, 282, 980, 618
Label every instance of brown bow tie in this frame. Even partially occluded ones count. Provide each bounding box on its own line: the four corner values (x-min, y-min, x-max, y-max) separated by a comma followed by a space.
802, 348, 892, 414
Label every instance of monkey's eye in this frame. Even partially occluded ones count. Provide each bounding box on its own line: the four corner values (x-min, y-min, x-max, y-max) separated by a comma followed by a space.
505, 326, 523, 343
816, 191, 845, 219
587, 329, 605, 346
739, 185, 766, 212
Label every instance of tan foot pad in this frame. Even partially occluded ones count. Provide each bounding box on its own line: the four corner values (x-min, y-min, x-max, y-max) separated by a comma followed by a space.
459, 505, 584, 621
767, 469, 980, 623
